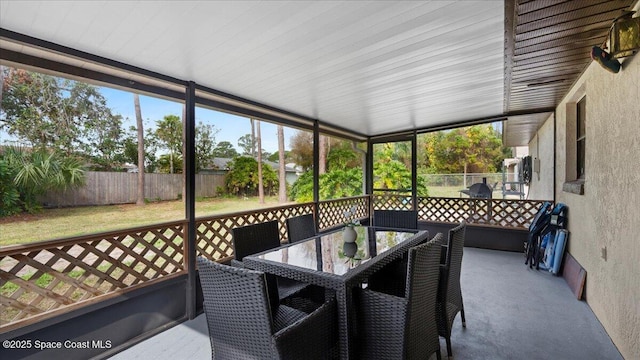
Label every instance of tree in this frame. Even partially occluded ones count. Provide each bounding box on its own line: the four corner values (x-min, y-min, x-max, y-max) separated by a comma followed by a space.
1, 69, 124, 169
327, 140, 360, 171
268, 150, 290, 163
318, 135, 327, 174
256, 120, 264, 204
0, 156, 21, 216
1, 69, 70, 151
122, 126, 158, 172
134, 94, 145, 205
250, 119, 256, 157
154, 115, 182, 174
419, 124, 507, 174
0, 66, 5, 112
73, 82, 124, 170
213, 141, 239, 158
289, 131, 314, 170
372, 142, 428, 196
290, 168, 363, 202
224, 156, 278, 197
277, 125, 287, 203
195, 121, 219, 172
238, 134, 254, 156
157, 153, 183, 173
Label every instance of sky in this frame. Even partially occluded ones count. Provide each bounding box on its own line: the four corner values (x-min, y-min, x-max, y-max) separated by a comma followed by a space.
99, 87, 298, 154
0, 81, 299, 155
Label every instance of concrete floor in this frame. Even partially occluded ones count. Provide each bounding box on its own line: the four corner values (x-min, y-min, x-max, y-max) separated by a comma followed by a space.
110, 247, 622, 360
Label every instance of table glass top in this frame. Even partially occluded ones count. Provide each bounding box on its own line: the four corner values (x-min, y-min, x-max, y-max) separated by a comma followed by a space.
255, 226, 419, 276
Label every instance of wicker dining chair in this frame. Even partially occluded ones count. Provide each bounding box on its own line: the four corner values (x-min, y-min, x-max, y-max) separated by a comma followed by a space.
438, 221, 467, 359
373, 210, 418, 230
286, 214, 316, 243
232, 221, 310, 301
356, 234, 444, 360
197, 257, 338, 360
232, 220, 281, 261
365, 230, 430, 298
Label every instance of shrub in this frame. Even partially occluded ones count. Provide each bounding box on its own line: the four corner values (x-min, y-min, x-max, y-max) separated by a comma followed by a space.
224, 156, 278, 197
0, 146, 85, 215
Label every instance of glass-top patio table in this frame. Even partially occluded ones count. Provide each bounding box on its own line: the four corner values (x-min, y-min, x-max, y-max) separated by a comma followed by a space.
243, 226, 430, 359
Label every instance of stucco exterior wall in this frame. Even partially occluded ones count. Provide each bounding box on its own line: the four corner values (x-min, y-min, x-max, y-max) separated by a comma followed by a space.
527, 115, 554, 201
553, 54, 640, 359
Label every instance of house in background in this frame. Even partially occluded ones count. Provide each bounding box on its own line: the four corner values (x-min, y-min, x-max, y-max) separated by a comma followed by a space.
199, 157, 300, 185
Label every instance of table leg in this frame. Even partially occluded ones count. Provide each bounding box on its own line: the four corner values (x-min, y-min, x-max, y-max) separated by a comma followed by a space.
337, 284, 360, 359
336, 286, 350, 359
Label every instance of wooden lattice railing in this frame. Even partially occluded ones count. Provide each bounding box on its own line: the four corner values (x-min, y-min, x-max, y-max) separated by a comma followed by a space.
0, 221, 185, 332
317, 195, 369, 230
372, 194, 413, 210
195, 202, 315, 262
417, 197, 548, 229
0, 195, 545, 331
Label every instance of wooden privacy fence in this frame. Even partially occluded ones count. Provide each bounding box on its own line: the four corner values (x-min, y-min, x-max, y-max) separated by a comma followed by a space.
40, 171, 225, 207
0, 195, 543, 331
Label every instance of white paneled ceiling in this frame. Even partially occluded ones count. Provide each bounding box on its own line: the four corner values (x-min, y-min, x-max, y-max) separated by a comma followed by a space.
0, 0, 505, 136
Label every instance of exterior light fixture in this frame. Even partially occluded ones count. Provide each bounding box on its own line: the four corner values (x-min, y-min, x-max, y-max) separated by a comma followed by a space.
609, 12, 640, 59
591, 11, 639, 73
591, 46, 621, 73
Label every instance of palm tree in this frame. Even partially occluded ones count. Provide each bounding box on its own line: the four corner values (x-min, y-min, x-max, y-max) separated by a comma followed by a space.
277, 125, 286, 203
3, 146, 85, 213
256, 119, 264, 204
319, 135, 327, 175
134, 93, 145, 206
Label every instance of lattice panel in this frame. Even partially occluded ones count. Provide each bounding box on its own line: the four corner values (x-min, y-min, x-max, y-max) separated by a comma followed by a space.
317, 196, 369, 230
489, 200, 548, 228
195, 203, 315, 261
418, 197, 549, 229
418, 197, 478, 224
0, 222, 185, 328
372, 194, 413, 210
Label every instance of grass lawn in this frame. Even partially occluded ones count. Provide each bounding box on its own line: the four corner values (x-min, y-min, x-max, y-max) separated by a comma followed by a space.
0, 196, 288, 247
427, 186, 464, 198
0, 187, 513, 247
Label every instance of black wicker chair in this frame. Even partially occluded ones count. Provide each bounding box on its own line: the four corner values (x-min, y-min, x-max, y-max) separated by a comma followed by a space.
197, 257, 338, 360
373, 210, 418, 230
438, 221, 467, 359
365, 230, 430, 298
232, 220, 281, 261
286, 214, 316, 243
232, 221, 310, 301
356, 234, 444, 360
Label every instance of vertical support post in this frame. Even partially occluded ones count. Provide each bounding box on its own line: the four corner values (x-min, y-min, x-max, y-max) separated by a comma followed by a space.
553, 110, 557, 203
184, 81, 197, 319
411, 130, 417, 211
366, 138, 374, 221
313, 120, 320, 225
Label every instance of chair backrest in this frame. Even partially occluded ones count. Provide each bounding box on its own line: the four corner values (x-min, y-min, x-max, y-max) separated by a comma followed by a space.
286, 214, 316, 243
232, 220, 280, 260
196, 257, 275, 359
373, 210, 418, 229
442, 221, 466, 307
404, 233, 445, 357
